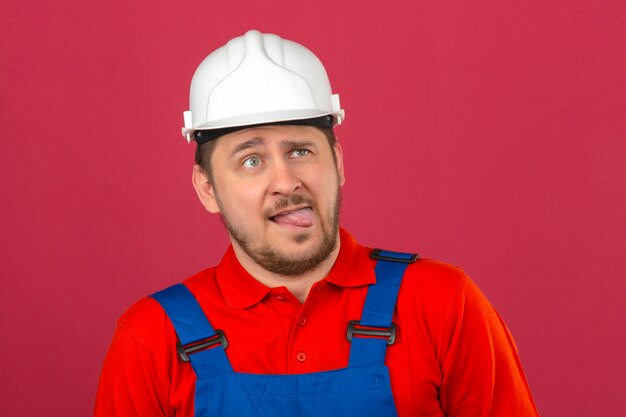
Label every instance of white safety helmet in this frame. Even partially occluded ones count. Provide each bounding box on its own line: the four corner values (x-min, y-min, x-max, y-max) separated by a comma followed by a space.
182, 30, 345, 144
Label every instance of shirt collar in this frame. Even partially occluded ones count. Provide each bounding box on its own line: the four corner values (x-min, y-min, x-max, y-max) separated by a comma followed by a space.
216, 228, 376, 309
324, 228, 376, 288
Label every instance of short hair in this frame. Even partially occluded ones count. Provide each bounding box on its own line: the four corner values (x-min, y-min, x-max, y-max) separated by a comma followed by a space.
195, 127, 337, 181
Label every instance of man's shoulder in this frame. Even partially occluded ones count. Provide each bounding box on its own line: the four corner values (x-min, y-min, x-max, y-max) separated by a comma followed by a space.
405, 257, 467, 287
116, 266, 219, 342
393, 255, 470, 309
359, 242, 469, 298
367, 247, 468, 290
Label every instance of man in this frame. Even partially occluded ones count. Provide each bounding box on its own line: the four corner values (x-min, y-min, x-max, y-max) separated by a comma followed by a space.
95, 30, 539, 416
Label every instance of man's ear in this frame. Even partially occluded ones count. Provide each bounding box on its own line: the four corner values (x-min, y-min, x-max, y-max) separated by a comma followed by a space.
333, 141, 346, 186
192, 165, 221, 213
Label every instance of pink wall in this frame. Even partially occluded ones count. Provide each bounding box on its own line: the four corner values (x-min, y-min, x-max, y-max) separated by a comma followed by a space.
1, 1, 624, 415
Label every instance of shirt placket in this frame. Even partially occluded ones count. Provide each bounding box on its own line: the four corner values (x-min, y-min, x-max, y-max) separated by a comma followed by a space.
286, 281, 327, 373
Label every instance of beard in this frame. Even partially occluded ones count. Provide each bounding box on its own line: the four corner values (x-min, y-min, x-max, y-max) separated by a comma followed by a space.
218, 189, 341, 277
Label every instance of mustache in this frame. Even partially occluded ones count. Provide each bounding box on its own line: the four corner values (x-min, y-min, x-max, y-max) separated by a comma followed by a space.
265, 195, 313, 218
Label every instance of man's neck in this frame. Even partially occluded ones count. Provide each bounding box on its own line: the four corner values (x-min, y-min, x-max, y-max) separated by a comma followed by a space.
231, 237, 341, 304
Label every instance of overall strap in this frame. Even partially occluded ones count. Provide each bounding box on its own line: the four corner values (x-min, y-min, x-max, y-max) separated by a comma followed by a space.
151, 283, 232, 377
348, 249, 418, 368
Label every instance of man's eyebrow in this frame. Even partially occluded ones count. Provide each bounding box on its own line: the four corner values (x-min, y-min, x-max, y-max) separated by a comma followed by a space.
280, 139, 316, 148
231, 137, 264, 156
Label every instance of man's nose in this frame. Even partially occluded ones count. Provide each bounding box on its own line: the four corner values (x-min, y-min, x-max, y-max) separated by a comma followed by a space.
268, 159, 301, 196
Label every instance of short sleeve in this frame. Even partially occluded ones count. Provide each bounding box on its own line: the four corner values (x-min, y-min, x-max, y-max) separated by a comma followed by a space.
439, 274, 539, 416
94, 299, 175, 417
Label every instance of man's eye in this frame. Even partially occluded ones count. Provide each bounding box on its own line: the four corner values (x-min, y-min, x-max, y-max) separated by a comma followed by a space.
291, 149, 310, 158
242, 156, 261, 168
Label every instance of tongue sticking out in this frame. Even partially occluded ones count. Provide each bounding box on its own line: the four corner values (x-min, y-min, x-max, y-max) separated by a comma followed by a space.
272, 208, 315, 227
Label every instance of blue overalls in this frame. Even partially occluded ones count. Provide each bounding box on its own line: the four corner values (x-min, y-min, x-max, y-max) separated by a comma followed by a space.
151, 249, 418, 417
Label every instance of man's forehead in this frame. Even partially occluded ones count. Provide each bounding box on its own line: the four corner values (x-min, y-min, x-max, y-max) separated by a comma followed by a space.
215, 125, 324, 152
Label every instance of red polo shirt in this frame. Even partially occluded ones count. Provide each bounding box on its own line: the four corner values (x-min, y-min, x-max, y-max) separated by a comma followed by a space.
95, 229, 538, 416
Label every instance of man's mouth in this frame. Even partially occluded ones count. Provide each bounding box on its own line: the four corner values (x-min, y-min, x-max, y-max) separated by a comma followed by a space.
269, 207, 315, 227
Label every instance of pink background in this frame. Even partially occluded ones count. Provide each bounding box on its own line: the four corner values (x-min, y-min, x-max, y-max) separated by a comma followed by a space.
1, 1, 625, 415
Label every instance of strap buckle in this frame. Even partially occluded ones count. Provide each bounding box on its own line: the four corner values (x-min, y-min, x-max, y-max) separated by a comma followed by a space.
346, 320, 397, 346
370, 249, 418, 264
176, 330, 228, 362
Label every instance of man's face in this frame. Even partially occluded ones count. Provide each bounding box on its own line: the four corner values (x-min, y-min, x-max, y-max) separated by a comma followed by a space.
193, 125, 345, 276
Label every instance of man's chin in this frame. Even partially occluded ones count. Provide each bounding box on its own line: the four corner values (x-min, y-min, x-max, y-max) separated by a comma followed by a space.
293, 233, 311, 244
253, 232, 337, 277
224, 209, 340, 276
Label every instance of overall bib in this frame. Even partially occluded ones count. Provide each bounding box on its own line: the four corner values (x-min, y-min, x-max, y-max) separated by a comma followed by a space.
152, 249, 417, 417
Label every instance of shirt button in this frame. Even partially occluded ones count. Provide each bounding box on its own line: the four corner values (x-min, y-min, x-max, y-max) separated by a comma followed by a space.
298, 317, 307, 326
276, 295, 286, 301
296, 352, 307, 362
